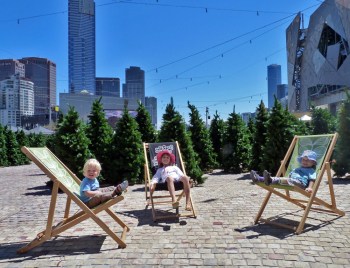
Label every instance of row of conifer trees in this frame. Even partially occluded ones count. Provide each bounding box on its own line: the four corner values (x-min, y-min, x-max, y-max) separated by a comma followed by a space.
1, 92, 349, 184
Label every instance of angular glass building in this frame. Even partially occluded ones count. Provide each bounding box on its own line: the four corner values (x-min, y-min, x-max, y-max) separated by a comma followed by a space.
68, 0, 96, 94
287, 0, 350, 114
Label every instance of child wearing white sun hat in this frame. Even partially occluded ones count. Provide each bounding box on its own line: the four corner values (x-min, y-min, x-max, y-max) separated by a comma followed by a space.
251, 150, 317, 193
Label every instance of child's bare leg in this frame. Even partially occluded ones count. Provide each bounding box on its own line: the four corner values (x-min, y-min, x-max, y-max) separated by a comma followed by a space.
150, 183, 156, 195
180, 176, 192, 211
166, 177, 178, 207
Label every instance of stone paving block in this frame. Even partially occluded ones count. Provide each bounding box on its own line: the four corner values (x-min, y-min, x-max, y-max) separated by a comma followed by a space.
1, 164, 349, 267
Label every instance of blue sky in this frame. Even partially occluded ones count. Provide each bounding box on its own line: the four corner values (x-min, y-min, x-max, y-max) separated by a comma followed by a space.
0, 0, 322, 125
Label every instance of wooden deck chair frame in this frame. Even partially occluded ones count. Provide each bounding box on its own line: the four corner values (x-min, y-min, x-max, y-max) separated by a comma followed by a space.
143, 141, 196, 221
254, 133, 345, 234
17, 146, 130, 254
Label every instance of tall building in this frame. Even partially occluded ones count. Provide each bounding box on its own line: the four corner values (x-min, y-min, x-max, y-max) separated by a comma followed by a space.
122, 66, 145, 104
68, 0, 96, 94
287, 0, 350, 113
96, 77, 120, 97
20, 57, 56, 115
0, 59, 25, 81
277, 84, 288, 100
267, 64, 281, 108
145, 96, 157, 128
0, 74, 34, 127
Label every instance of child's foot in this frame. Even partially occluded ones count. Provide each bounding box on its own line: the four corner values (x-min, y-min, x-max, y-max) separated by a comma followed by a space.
185, 203, 192, 211
250, 170, 262, 183
263, 170, 272, 186
172, 201, 179, 209
113, 180, 128, 196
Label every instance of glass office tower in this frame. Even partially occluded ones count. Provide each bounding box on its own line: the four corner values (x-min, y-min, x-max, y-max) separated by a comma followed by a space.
267, 64, 282, 109
68, 0, 96, 94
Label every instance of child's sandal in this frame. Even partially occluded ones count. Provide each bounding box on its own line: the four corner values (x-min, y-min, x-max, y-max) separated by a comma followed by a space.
172, 201, 179, 209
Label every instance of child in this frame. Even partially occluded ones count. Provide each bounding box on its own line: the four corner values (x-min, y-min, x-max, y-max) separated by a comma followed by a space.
150, 150, 192, 211
251, 150, 317, 193
80, 158, 128, 208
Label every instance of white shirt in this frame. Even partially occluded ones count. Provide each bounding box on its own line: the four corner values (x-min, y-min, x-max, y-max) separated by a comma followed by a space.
151, 165, 184, 184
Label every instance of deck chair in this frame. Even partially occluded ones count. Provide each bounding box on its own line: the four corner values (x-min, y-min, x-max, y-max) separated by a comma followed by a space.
254, 133, 345, 234
17, 146, 130, 254
143, 141, 196, 221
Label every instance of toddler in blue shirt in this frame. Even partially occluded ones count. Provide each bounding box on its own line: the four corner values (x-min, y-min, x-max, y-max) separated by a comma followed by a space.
251, 150, 317, 193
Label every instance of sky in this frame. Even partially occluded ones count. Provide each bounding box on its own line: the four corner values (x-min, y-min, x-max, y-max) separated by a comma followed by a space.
0, 0, 323, 126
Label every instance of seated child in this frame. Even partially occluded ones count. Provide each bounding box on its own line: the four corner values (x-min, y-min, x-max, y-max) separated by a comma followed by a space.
150, 150, 192, 211
250, 150, 317, 193
80, 158, 128, 208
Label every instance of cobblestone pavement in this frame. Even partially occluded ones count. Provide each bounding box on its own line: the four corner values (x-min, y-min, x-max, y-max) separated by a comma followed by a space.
0, 163, 349, 267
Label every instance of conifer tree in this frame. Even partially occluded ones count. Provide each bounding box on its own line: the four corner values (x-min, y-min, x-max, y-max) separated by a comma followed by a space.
251, 101, 269, 172
222, 110, 251, 173
27, 133, 47, 147
158, 98, 203, 183
287, 111, 309, 135
15, 130, 30, 165
209, 111, 226, 166
107, 105, 144, 185
135, 101, 157, 143
5, 127, 22, 166
0, 125, 9, 167
310, 106, 336, 134
333, 91, 350, 177
55, 106, 92, 178
86, 98, 113, 180
187, 102, 216, 172
247, 116, 255, 143
261, 98, 295, 173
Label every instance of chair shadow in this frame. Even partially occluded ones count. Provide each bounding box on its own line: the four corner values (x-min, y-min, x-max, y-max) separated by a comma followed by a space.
24, 184, 52, 196
235, 212, 342, 239
118, 206, 187, 230
0, 235, 106, 261
27, 173, 46, 177
236, 173, 251, 181
131, 185, 148, 192
330, 178, 350, 185
201, 198, 218, 203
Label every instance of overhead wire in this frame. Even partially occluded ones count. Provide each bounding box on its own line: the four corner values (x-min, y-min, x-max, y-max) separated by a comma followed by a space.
0, 0, 322, 118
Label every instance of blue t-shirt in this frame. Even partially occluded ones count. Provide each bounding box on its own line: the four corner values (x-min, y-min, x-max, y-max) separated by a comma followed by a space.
289, 167, 316, 187
80, 177, 100, 203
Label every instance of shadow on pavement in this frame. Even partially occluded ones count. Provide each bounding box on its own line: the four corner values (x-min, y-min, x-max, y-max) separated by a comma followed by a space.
235, 213, 343, 239
0, 235, 106, 262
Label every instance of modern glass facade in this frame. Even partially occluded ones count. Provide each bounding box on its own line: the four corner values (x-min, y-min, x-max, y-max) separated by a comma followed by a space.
267, 64, 281, 108
287, 0, 350, 113
122, 66, 145, 104
145, 96, 157, 128
96, 77, 120, 97
68, 0, 96, 94
20, 57, 56, 115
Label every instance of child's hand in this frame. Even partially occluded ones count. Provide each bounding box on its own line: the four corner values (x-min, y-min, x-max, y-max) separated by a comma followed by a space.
305, 187, 313, 193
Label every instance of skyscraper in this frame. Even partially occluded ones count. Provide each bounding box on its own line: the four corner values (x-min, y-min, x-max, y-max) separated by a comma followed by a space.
0, 74, 34, 127
122, 66, 145, 104
68, 0, 96, 94
267, 64, 281, 108
145, 96, 157, 128
20, 57, 56, 115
